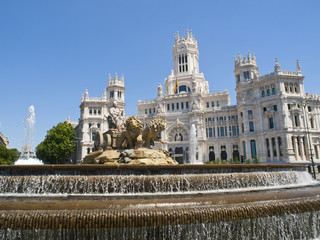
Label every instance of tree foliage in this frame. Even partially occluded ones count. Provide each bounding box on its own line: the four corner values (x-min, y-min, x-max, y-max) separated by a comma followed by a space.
36, 122, 75, 164
0, 145, 20, 165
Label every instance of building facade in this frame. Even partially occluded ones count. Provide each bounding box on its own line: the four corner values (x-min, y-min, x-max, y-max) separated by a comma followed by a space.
137, 31, 320, 164
70, 73, 126, 163
0, 131, 9, 148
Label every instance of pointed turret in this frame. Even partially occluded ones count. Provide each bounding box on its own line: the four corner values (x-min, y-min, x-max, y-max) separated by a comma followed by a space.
234, 51, 259, 85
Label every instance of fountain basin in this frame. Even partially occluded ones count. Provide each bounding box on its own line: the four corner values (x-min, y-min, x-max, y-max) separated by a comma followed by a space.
0, 164, 319, 239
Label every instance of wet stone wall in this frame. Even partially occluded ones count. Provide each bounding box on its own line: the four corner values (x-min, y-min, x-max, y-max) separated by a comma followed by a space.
0, 201, 320, 240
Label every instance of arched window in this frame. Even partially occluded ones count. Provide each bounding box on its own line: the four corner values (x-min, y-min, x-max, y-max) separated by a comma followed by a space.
262, 90, 265, 97
272, 138, 277, 157
267, 89, 271, 96
278, 137, 283, 157
174, 133, 183, 141
266, 139, 270, 157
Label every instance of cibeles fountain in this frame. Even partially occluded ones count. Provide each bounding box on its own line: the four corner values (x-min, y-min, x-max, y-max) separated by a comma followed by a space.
0, 113, 320, 239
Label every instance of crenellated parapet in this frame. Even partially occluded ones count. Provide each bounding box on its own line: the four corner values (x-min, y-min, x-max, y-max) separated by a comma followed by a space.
108, 73, 125, 88
234, 51, 257, 69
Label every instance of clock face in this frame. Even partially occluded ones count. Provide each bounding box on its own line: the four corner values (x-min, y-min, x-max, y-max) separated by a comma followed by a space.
179, 45, 185, 50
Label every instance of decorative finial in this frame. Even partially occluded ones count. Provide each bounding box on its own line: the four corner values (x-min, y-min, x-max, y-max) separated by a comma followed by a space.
175, 31, 180, 42
81, 93, 84, 102
190, 29, 193, 39
297, 60, 301, 73
238, 52, 242, 61
121, 74, 124, 82
186, 29, 189, 39
274, 58, 281, 72
66, 115, 70, 122
85, 88, 89, 99
114, 72, 118, 81
103, 88, 107, 100
248, 50, 251, 60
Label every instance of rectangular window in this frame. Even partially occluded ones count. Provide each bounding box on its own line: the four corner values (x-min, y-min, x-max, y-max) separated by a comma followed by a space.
89, 109, 92, 114
232, 126, 237, 136
217, 101, 220, 107
98, 109, 101, 115
172, 103, 174, 110
206, 102, 209, 108
145, 109, 147, 114
208, 118, 212, 122
294, 115, 299, 127
177, 103, 179, 110
186, 102, 189, 109
149, 109, 151, 114
248, 110, 253, 115
274, 105, 277, 111
250, 140, 256, 158
206, 128, 208, 138
217, 127, 220, 137
213, 128, 216, 137
225, 127, 227, 136
220, 127, 224, 137
209, 128, 213, 138
269, 117, 274, 129
241, 123, 244, 133
181, 102, 184, 109
167, 104, 170, 111
249, 121, 254, 132
211, 101, 215, 107
229, 126, 232, 136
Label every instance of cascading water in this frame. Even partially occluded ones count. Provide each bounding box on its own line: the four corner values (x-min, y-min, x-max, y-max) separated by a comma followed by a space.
189, 123, 200, 164
0, 165, 319, 240
0, 171, 316, 195
14, 105, 43, 165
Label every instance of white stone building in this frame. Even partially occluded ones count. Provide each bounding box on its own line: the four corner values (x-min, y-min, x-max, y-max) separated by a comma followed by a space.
70, 73, 126, 163
137, 31, 320, 164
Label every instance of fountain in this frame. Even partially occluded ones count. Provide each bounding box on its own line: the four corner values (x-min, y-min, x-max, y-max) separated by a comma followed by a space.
0, 164, 319, 239
14, 105, 43, 165
1, 117, 319, 239
189, 123, 200, 164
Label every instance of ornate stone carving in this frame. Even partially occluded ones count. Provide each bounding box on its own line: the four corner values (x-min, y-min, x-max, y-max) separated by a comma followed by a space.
117, 116, 143, 149
142, 118, 166, 148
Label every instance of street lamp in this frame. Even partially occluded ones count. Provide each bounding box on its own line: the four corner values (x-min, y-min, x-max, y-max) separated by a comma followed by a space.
297, 94, 316, 179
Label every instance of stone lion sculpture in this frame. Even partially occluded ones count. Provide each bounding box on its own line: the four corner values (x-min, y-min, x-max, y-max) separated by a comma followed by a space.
117, 116, 143, 149
142, 118, 165, 148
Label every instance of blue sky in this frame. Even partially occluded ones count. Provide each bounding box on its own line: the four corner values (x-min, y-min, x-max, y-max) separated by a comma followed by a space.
1, 0, 320, 150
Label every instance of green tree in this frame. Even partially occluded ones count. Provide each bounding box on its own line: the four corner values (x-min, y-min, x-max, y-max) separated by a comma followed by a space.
36, 122, 75, 164
0, 145, 20, 165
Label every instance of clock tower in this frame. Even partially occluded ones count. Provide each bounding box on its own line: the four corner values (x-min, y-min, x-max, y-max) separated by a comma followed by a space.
173, 30, 199, 77
163, 30, 208, 96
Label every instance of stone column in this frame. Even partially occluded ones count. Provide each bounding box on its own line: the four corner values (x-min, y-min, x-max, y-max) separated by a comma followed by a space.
299, 137, 305, 160
294, 137, 299, 160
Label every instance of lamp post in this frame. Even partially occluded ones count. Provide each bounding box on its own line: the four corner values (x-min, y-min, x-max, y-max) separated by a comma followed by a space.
298, 94, 316, 179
